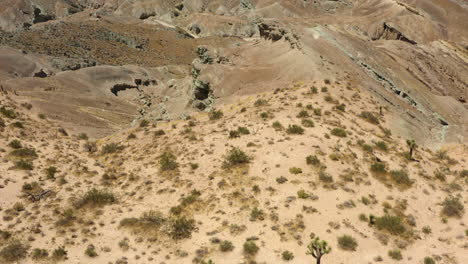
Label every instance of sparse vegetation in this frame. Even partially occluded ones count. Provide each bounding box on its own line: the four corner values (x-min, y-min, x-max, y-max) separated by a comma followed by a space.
330, 128, 347, 137
0, 240, 27, 262
243, 241, 259, 255
74, 188, 116, 208
424, 257, 435, 264
359, 111, 379, 124
14, 160, 33, 170
8, 140, 22, 149
169, 217, 196, 239
272, 121, 283, 130
370, 162, 387, 173
441, 196, 464, 217
209, 109, 224, 120
0, 106, 17, 119
306, 155, 320, 166
286, 124, 304, 134
159, 151, 179, 171
32, 248, 48, 260
337, 235, 357, 251
374, 215, 406, 235
282, 250, 294, 261
289, 167, 302, 174
219, 240, 234, 252
390, 170, 412, 186
222, 147, 250, 168
388, 249, 402, 260
101, 143, 123, 154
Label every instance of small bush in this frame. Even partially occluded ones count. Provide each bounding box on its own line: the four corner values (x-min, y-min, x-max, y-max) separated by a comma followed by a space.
46, 166, 57, 179
375, 141, 388, 151
32, 248, 48, 260
223, 148, 250, 168
319, 171, 333, 183
254, 99, 268, 107
272, 121, 283, 130
297, 190, 310, 199
297, 110, 309, 118
101, 143, 123, 154
390, 170, 412, 186
9, 148, 37, 158
375, 215, 406, 235
14, 160, 33, 170
313, 108, 322, 116
11, 122, 23, 128
75, 188, 116, 208
52, 247, 67, 260
301, 119, 314, 127
209, 109, 223, 120
85, 245, 98, 257
169, 217, 196, 239
289, 167, 302, 174
8, 140, 22, 149
154, 129, 165, 136
159, 151, 179, 171
237, 127, 250, 135
0, 107, 16, 119
306, 155, 320, 166
424, 257, 435, 264
388, 249, 402, 260
330, 128, 347, 137
422, 226, 431, 234
337, 235, 358, 251
219, 240, 234, 252
282, 250, 294, 260
286, 125, 304, 135
360, 111, 380, 124
78, 133, 88, 140
441, 196, 464, 217
370, 162, 387, 173
243, 241, 259, 255
336, 104, 346, 112
0, 241, 27, 262
229, 130, 240, 138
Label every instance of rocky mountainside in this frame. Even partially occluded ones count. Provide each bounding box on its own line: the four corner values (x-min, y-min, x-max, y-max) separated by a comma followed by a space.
0, 1, 466, 264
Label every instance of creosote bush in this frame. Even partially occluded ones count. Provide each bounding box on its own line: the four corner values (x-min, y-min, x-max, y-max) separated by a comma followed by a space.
32, 248, 48, 260
374, 215, 406, 235
388, 249, 402, 260
424, 257, 435, 264
302, 119, 315, 127
0, 240, 27, 262
170, 217, 196, 239
8, 140, 22, 149
159, 151, 179, 171
441, 196, 464, 217
337, 235, 357, 251
360, 111, 380, 125
390, 170, 412, 186
101, 143, 123, 154
306, 155, 320, 166
330, 128, 347, 137
282, 250, 294, 261
219, 240, 234, 252
209, 109, 223, 120
286, 124, 304, 135
370, 162, 387, 173
75, 188, 116, 208
0, 106, 17, 119
272, 121, 283, 130
9, 147, 37, 158
222, 147, 250, 168
289, 167, 302, 174
243, 241, 259, 255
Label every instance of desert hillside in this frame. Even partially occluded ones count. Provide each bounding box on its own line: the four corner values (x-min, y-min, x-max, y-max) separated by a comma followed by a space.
0, 1, 467, 264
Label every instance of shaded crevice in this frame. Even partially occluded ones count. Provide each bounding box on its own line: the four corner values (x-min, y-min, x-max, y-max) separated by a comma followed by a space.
372, 23, 416, 45
111, 84, 139, 96
33, 7, 55, 24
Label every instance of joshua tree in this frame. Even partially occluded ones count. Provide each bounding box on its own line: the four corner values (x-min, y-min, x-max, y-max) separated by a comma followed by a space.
406, 139, 417, 160
307, 237, 331, 264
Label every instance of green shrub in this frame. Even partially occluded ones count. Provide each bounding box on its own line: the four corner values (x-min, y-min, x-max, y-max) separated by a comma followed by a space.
52, 246, 67, 260
301, 119, 314, 127
32, 248, 48, 260
209, 109, 224, 120
330, 128, 347, 137
78, 133, 88, 140
286, 125, 304, 135
310, 86, 318, 94
0, 107, 17, 119
336, 104, 346, 112
254, 99, 268, 107
243, 241, 259, 255
46, 166, 57, 179
297, 190, 310, 199
370, 162, 387, 173
14, 160, 33, 170
319, 171, 333, 183
289, 167, 302, 174
297, 110, 309, 118
422, 226, 431, 234
237, 127, 250, 135
282, 250, 294, 260
169, 217, 196, 239
85, 245, 98, 257
375, 141, 388, 151
101, 143, 123, 154
0, 241, 27, 262
460, 169, 468, 177
313, 108, 322, 116
306, 155, 320, 166
337, 235, 357, 251
360, 111, 380, 125
260, 112, 269, 119
75, 188, 116, 208
219, 240, 234, 252
441, 196, 464, 217
8, 140, 22, 149
272, 121, 283, 130
424, 257, 435, 264
223, 148, 250, 168
390, 170, 412, 185
229, 130, 240, 138
375, 215, 406, 235
154, 129, 165, 136
388, 249, 402, 260
9, 148, 37, 158
159, 151, 179, 171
